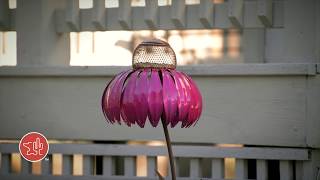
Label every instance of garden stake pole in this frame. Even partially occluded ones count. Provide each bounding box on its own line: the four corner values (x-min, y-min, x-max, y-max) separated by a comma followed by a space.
161, 118, 176, 180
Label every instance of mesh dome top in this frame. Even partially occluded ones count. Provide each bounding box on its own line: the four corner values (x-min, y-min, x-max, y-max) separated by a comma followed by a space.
132, 39, 177, 69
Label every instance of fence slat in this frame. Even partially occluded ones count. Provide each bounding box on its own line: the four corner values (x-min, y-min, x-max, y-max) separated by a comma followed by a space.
102, 156, 112, 176
21, 159, 31, 174
147, 157, 157, 177
0, 0, 9, 30
92, 0, 106, 30
52, 154, 62, 175
62, 155, 73, 175
144, 0, 158, 29
257, 0, 272, 27
228, 0, 244, 28
256, 160, 267, 180
211, 158, 224, 178
174, 158, 180, 178
41, 155, 51, 175
189, 158, 200, 178
83, 155, 94, 175
124, 157, 135, 177
118, 0, 131, 29
235, 159, 248, 179
65, 0, 80, 31
0, 154, 10, 174
295, 161, 303, 180
280, 160, 293, 180
199, 0, 214, 28
171, 0, 186, 28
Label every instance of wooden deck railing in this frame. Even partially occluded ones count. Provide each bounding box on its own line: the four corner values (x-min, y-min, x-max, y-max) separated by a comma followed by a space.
0, 143, 311, 180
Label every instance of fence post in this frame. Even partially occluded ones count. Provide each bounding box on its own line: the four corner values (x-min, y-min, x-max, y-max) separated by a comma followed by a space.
295, 150, 320, 180
16, 0, 70, 66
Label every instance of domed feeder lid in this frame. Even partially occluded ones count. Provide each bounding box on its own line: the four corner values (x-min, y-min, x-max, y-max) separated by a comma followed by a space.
132, 39, 177, 69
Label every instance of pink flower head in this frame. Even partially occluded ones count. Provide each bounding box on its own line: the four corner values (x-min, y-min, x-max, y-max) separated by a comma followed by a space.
102, 39, 202, 128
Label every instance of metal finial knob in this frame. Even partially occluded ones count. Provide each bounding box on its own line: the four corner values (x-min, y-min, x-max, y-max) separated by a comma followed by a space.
132, 39, 177, 69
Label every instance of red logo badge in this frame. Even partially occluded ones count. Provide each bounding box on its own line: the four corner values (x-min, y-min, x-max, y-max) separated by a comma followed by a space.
19, 132, 49, 162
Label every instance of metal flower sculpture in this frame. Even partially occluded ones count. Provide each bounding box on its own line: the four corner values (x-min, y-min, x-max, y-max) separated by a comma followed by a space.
101, 39, 202, 179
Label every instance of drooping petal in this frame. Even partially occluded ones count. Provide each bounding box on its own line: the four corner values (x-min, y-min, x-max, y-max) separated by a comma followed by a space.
121, 70, 139, 126
101, 78, 115, 123
186, 75, 202, 127
134, 69, 149, 127
148, 69, 163, 127
102, 70, 129, 124
180, 72, 202, 127
162, 70, 178, 126
169, 70, 191, 127
176, 72, 194, 128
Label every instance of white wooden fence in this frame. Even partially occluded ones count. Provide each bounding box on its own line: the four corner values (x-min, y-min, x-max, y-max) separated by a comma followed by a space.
0, 143, 312, 180
0, 0, 320, 179
1, 0, 280, 32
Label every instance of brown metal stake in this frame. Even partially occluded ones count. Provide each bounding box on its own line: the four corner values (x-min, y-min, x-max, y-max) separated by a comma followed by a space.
161, 118, 176, 180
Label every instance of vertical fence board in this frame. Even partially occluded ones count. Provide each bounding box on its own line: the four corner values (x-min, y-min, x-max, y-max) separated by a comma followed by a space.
256, 160, 268, 180
118, 0, 131, 29
52, 154, 62, 175
280, 160, 293, 180
236, 159, 248, 179
295, 161, 303, 180
31, 161, 41, 175
199, 0, 214, 28
83, 155, 94, 175
124, 157, 135, 177
92, 0, 106, 30
257, 0, 272, 27
228, 0, 244, 28
173, 158, 179, 178
189, 158, 200, 178
41, 154, 51, 175
147, 157, 157, 177
66, 0, 80, 31
0, 154, 10, 174
0, 0, 9, 30
171, 0, 186, 28
211, 158, 224, 178
21, 159, 31, 174
165, 158, 173, 179
144, 0, 158, 29
102, 156, 112, 176
295, 160, 315, 180
62, 155, 73, 175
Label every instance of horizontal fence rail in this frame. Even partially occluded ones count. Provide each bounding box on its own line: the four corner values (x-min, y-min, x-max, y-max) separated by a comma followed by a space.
0, 64, 317, 77
0, 0, 283, 31
0, 143, 310, 160
0, 143, 311, 180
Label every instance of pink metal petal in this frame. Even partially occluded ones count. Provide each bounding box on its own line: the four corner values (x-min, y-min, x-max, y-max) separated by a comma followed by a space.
169, 70, 191, 127
102, 71, 127, 124
148, 69, 163, 127
134, 69, 149, 127
180, 72, 202, 127
175, 72, 195, 128
186, 75, 203, 127
162, 70, 178, 126
101, 80, 115, 123
109, 71, 131, 124
121, 70, 140, 126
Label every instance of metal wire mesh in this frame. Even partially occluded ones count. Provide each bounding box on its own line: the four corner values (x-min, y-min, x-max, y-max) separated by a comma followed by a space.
132, 39, 177, 69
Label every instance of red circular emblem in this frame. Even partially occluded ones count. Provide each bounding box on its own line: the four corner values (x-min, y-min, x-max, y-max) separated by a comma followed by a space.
19, 132, 49, 162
